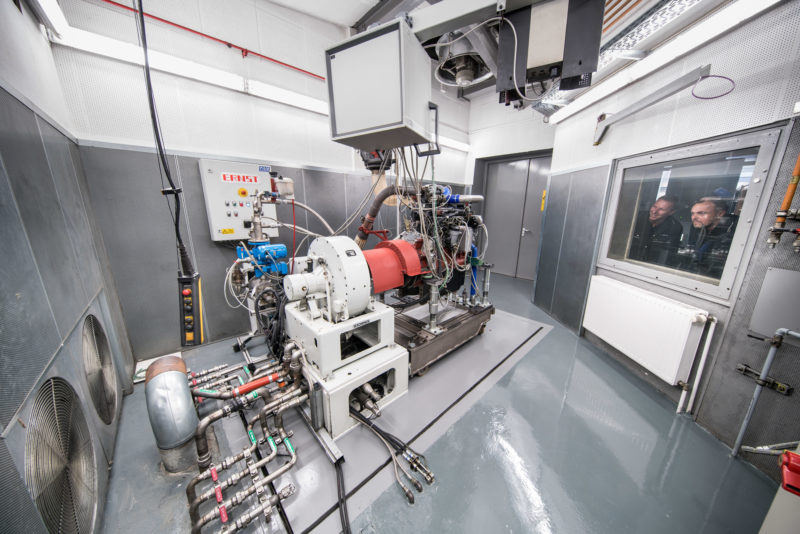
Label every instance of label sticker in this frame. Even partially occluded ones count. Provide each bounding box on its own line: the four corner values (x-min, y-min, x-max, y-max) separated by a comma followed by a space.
221, 173, 258, 184
345, 249, 356, 257
259, 165, 271, 172
221, 229, 234, 234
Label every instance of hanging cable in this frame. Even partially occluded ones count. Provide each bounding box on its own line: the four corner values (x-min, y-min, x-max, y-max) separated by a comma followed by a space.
135, 0, 195, 277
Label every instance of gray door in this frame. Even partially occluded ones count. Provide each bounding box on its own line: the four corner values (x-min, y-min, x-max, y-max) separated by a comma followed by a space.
516, 157, 550, 279
484, 156, 551, 279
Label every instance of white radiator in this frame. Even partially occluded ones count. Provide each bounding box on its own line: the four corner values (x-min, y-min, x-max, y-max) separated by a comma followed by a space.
583, 276, 708, 386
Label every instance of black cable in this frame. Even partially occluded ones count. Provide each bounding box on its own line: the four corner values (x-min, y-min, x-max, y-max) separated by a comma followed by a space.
302, 328, 543, 533
334, 459, 352, 534
135, 0, 194, 276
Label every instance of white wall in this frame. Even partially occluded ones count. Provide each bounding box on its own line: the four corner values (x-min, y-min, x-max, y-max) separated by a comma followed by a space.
0, 1, 73, 130
465, 88, 556, 184
550, 0, 800, 174
54, 0, 358, 169
52, 0, 472, 174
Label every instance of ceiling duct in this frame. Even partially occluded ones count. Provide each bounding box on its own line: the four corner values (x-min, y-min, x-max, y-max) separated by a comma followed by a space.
435, 31, 494, 87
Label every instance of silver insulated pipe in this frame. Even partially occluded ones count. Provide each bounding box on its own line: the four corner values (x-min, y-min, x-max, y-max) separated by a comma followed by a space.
145, 356, 199, 472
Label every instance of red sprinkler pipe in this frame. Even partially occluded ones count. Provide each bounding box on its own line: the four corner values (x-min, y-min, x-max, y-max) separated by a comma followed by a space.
99, 0, 325, 81
234, 372, 281, 396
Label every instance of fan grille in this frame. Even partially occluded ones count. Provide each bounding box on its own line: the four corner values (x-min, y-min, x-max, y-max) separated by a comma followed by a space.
82, 315, 117, 425
25, 377, 96, 534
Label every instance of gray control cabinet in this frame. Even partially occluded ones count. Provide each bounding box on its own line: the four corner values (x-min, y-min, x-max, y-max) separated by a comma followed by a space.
326, 19, 432, 151
198, 158, 279, 242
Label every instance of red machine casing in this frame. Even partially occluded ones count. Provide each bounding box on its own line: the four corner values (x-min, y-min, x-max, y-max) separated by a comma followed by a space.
362, 239, 422, 293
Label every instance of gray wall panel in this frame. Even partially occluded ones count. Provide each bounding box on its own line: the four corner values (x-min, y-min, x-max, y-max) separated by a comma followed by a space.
79, 147, 381, 360
38, 118, 104, 296
0, 159, 61, 431
302, 169, 347, 237
0, 438, 47, 533
0, 89, 88, 337
550, 167, 610, 331
534, 173, 571, 314
176, 156, 249, 340
80, 147, 182, 359
69, 142, 135, 387
344, 172, 373, 240
695, 121, 800, 480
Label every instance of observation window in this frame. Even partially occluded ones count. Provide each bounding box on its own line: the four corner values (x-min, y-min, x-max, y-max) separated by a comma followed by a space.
598, 128, 781, 300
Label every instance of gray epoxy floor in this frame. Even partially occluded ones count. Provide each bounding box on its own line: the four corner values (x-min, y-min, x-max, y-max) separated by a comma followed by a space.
103, 275, 778, 534
352, 275, 778, 534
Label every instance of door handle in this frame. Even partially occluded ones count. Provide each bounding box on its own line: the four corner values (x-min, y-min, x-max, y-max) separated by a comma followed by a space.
521, 227, 530, 237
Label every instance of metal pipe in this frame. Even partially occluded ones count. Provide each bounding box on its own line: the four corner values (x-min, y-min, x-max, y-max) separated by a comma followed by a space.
732, 328, 800, 456
685, 317, 717, 414
447, 194, 484, 204
218, 485, 296, 534
355, 186, 415, 248
427, 283, 440, 331
145, 356, 199, 471
188, 428, 278, 521
469, 244, 478, 297
191, 399, 304, 533
481, 264, 491, 306
192, 372, 284, 399
277, 199, 335, 235
767, 153, 800, 247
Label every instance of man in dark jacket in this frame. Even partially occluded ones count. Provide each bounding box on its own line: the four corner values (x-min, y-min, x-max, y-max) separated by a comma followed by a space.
682, 198, 733, 278
629, 195, 683, 267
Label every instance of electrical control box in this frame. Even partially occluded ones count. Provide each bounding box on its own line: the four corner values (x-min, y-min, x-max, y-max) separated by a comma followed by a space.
198, 158, 280, 242
325, 19, 432, 151
178, 273, 203, 346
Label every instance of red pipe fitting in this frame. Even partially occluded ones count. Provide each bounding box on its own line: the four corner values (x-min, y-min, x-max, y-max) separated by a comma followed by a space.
780, 450, 800, 497
234, 373, 280, 396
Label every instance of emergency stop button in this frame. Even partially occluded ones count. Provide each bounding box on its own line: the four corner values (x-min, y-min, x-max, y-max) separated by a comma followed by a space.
238, 188, 248, 197
182, 288, 192, 296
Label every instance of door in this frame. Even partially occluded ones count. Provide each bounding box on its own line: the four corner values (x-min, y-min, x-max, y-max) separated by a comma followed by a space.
483, 156, 551, 280
516, 157, 550, 279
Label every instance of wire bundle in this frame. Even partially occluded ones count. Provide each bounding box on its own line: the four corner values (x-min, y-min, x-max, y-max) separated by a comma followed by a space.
350, 409, 434, 504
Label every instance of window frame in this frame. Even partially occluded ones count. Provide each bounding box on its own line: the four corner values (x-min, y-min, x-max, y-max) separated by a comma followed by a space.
597, 128, 782, 301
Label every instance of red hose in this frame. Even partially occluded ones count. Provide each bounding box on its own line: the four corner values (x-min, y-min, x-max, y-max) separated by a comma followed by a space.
234, 372, 280, 395
99, 0, 325, 81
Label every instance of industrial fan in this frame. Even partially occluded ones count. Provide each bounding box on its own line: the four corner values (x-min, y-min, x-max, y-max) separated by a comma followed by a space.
24, 377, 97, 534
82, 315, 117, 425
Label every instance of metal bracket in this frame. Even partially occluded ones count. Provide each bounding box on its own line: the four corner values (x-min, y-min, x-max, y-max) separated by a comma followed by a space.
295, 405, 343, 464
593, 64, 711, 145
414, 102, 441, 157
736, 363, 793, 395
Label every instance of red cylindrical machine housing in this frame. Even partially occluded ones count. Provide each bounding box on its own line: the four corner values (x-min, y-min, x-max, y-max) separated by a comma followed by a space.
362, 239, 423, 293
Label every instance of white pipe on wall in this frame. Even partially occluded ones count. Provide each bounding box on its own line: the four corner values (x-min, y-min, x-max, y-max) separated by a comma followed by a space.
684, 316, 718, 415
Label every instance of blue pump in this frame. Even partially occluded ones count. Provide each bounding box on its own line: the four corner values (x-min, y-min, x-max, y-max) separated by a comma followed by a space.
237, 242, 288, 277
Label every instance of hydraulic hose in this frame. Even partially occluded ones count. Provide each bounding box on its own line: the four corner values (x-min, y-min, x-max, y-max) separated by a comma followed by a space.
192, 372, 284, 400
355, 186, 415, 248
289, 200, 335, 235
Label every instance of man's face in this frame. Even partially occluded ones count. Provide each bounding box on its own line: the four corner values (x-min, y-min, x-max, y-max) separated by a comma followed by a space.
691, 201, 721, 229
649, 199, 676, 225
